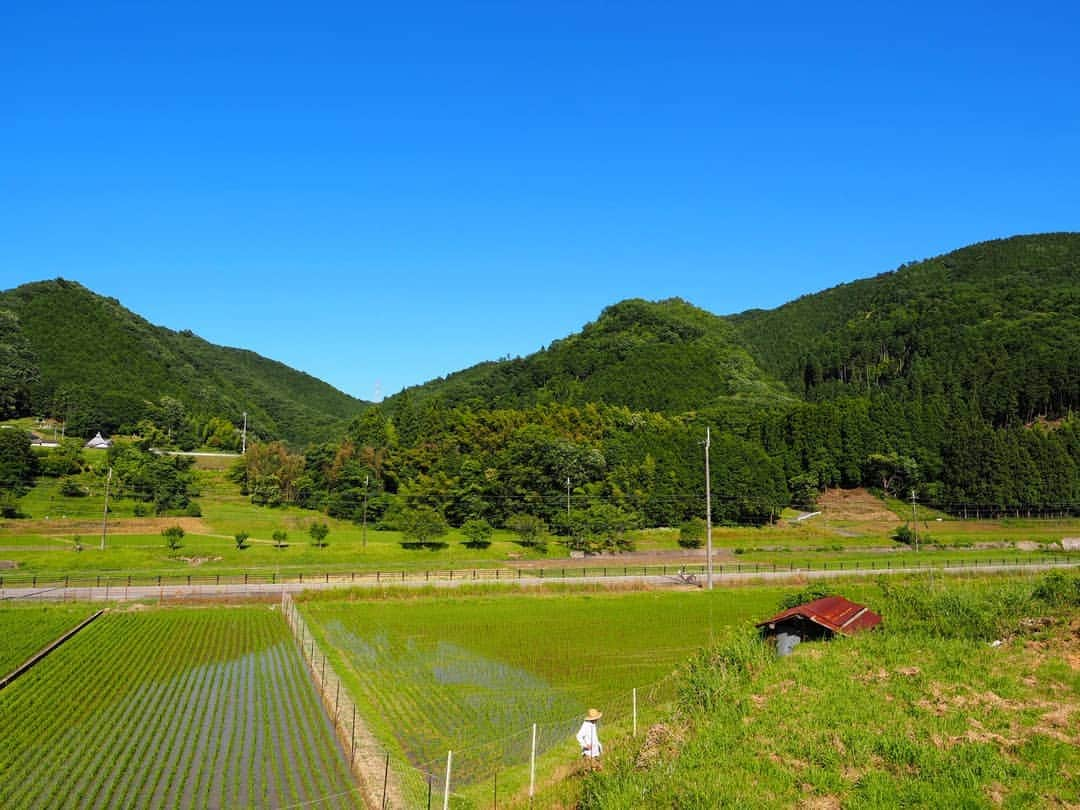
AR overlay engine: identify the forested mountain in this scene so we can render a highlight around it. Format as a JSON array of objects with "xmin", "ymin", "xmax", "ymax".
[
  {"xmin": 0, "ymin": 279, "xmax": 366, "ymax": 446},
  {"xmin": 266, "ymin": 233, "xmax": 1076, "ymax": 534},
  {"xmin": 387, "ymin": 298, "xmax": 791, "ymax": 414},
  {"xmin": 732, "ymin": 233, "xmax": 1080, "ymax": 425},
  {"xmin": 6, "ymin": 234, "xmax": 1079, "ymax": 534}
]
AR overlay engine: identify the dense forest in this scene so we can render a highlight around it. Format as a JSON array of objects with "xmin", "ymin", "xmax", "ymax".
[
  {"xmin": 226, "ymin": 234, "xmax": 1080, "ymax": 542},
  {"xmin": 4, "ymin": 234, "xmax": 1079, "ymax": 540},
  {"xmin": 0, "ymin": 279, "xmax": 366, "ymax": 446}
]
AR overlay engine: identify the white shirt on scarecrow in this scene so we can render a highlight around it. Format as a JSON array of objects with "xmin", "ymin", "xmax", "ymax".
[{"xmin": 576, "ymin": 708, "xmax": 603, "ymax": 758}]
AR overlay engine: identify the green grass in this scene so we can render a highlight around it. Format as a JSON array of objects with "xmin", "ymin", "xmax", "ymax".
[
  {"xmin": 0, "ymin": 606, "xmax": 361, "ymax": 809},
  {"xmin": 3, "ymin": 465, "xmax": 1078, "ymax": 580},
  {"xmin": 0, "ymin": 603, "xmax": 97, "ymax": 675},
  {"xmin": 573, "ymin": 573, "xmax": 1080, "ymax": 809}
]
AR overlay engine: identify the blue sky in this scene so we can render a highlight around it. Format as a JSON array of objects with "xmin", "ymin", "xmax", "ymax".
[{"xmin": 3, "ymin": 1, "xmax": 1078, "ymax": 400}]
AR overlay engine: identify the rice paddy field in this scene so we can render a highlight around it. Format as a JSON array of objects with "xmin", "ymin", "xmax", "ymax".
[
  {"xmin": 0, "ymin": 606, "xmax": 361, "ymax": 809},
  {"xmin": 299, "ymin": 585, "xmax": 787, "ymax": 806},
  {"xmin": 0, "ymin": 603, "xmax": 97, "ymax": 675}
]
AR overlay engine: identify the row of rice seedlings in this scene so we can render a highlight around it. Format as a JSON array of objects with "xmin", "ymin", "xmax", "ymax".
[
  {"xmin": 288, "ymin": 636, "xmax": 357, "ymax": 804},
  {"xmin": 1, "ymin": 612, "xmax": 174, "ymax": 807},
  {"xmin": 0, "ymin": 614, "xmax": 152, "ymax": 804},
  {"xmin": 162, "ymin": 632, "xmax": 232, "ymax": 809},
  {"xmin": 227, "ymin": 618, "xmax": 268, "ymax": 808},
  {"xmin": 85, "ymin": 613, "xmax": 224, "ymax": 808},
  {"xmin": 0, "ymin": 605, "xmax": 96, "ymax": 675},
  {"xmin": 198, "ymin": 616, "xmax": 250, "ymax": 808},
  {"xmin": 240, "ymin": 642, "xmax": 261, "ymax": 807},
  {"xmin": 262, "ymin": 642, "xmax": 304, "ymax": 805},
  {"xmin": 255, "ymin": 642, "xmax": 291, "ymax": 807},
  {"xmin": 50, "ymin": 614, "xmax": 195, "ymax": 808},
  {"xmin": 1, "ymin": 608, "xmax": 361, "ymax": 809},
  {"xmin": 142, "ymin": 613, "xmax": 250, "ymax": 807}
]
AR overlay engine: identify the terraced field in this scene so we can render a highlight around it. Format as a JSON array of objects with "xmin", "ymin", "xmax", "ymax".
[
  {"xmin": 0, "ymin": 604, "xmax": 98, "ymax": 675},
  {"xmin": 0, "ymin": 606, "xmax": 361, "ymax": 809}
]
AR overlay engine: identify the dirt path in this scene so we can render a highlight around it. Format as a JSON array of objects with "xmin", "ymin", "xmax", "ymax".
[
  {"xmin": 512, "ymin": 547, "xmax": 736, "ymax": 569},
  {"xmin": 1, "ymin": 516, "xmax": 210, "ymax": 535}
]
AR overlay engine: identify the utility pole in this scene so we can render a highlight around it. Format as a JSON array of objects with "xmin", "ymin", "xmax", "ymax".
[
  {"xmin": 100, "ymin": 467, "xmax": 113, "ymax": 551},
  {"xmin": 241, "ymin": 411, "xmax": 248, "ymax": 455},
  {"xmin": 361, "ymin": 475, "xmax": 369, "ymax": 551},
  {"xmin": 705, "ymin": 427, "xmax": 713, "ymax": 591},
  {"xmin": 910, "ymin": 489, "xmax": 919, "ymax": 552},
  {"xmin": 566, "ymin": 477, "xmax": 571, "ymax": 519}
]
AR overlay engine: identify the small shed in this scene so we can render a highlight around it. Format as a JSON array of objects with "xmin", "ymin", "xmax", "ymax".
[
  {"xmin": 85, "ymin": 432, "xmax": 112, "ymax": 449},
  {"xmin": 757, "ymin": 596, "xmax": 882, "ymax": 656}
]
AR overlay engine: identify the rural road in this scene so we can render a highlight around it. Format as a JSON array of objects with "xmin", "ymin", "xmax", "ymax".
[{"xmin": 3, "ymin": 560, "xmax": 1077, "ymax": 602}]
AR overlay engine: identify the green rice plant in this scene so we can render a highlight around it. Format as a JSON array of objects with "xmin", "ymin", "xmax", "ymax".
[
  {"xmin": 0, "ymin": 604, "xmax": 97, "ymax": 675},
  {"xmin": 300, "ymin": 586, "xmax": 784, "ymax": 803},
  {"xmin": 0, "ymin": 607, "xmax": 361, "ymax": 809}
]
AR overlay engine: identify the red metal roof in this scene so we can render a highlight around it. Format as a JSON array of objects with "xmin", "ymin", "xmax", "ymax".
[{"xmin": 756, "ymin": 596, "xmax": 882, "ymax": 636}]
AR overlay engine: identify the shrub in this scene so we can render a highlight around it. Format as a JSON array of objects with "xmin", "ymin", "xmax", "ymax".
[
  {"xmin": 776, "ymin": 585, "xmax": 831, "ymax": 611},
  {"xmin": 0, "ymin": 493, "xmax": 25, "ymax": 519},
  {"xmin": 1033, "ymin": 571, "xmax": 1080, "ymax": 607},
  {"xmin": 397, "ymin": 506, "xmax": 449, "ymax": 549},
  {"xmin": 162, "ymin": 525, "xmax": 185, "ymax": 550},
  {"xmin": 234, "ymin": 531, "xmax": 249, "ymax": 550},
  {"xmin": 678, "ymin": 518, "xmax": 706, "ymax": 549},
  {"xmin": 309, "ymin": 522, "xmax": 330, "ymax": 548},
  {"xmin": 59, "ymin": 478, "xmax": 86, "ymax": 497},
  {"xmin": 678, "ymin": 630, "xmax": 772, "ymax": 714},
  {"xmin": 461, "ymin": 518, "xmax": 493, "ymax": 549},
  {"xmin": 506, "ymin": 513, "xmax": 547, "ymax": 549}
]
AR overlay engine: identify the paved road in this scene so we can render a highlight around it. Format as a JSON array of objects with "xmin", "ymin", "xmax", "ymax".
[{"xmin": 3, "ymin": 560, "xmax": 1077, "ymax": 602}]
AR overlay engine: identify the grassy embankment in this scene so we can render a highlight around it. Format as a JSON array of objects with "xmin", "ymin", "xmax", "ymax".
[{"xmin": 570, "ymin": 572, "xmax": 1080, "ymax": 809}]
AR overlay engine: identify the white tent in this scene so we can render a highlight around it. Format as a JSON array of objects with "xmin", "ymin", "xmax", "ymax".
[{"xmin": 85, "ymin": 432, "xmax": 112, "ymax": 449}]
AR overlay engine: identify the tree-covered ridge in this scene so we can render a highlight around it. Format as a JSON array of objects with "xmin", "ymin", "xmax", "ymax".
[
  {"xmin": 387, "ymin": 298, "xmax": 791, "ymax": 413},
  {"xmin": 0, "ymin": 279, "xmax": 366, "ymax": 445},
  {"xmin": 732, "ymin": 233, "xmax": 1080, "ymax": 425}
]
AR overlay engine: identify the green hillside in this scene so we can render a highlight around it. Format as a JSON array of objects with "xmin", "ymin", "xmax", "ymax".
[
  {"xmin": 0, "ymin": 279, "xmax": 366, "ymax": 446},
  {"xmin": 732, "ymin": 233, "xmax": 1080, "ymax": 425},
  {"xmin": 388, "ymin": 297, "xmax": 791, "ymax": 413}
]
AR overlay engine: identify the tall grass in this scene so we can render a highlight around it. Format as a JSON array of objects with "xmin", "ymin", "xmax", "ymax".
[{"xmin": 574, "ymin": 572, "xmax": 1080, "ymax": 809}]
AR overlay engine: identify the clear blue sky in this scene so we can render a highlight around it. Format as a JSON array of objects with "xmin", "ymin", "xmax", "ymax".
[{"xmin": 3, "ymin": 1, "xmax": 1078, "ymax": 400}]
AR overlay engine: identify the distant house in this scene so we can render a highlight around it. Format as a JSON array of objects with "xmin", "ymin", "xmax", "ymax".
[
  {"xmin": 757, "ymin": 596, "xmax": 882, "ymax": 656},
  {"xmin": 85, "ymin": 432, "xmax": 112, "ymax": 449}
]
